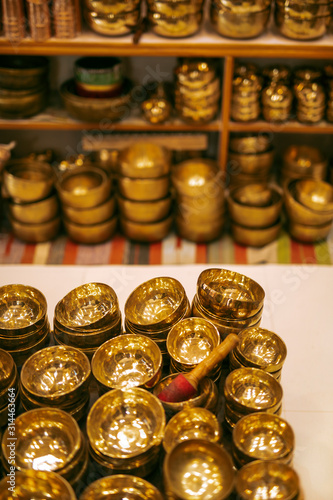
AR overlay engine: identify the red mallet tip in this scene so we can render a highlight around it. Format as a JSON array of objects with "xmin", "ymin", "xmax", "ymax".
[{"xmin": 157, "ymin": 374, "xmax": 197, "ymax": 403}]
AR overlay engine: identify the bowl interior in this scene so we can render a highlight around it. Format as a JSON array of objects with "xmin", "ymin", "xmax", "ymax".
[
  {"xmin": 60, "ymin": 170, "xmax": 104, "ymax": 194},
  {"xmin": 295, "ymin": 178, "xmax": 333, "ymax": 212},
  {"xmin": 79, "ymin": 474, "xmax": 163, "ymax": 500},
  {"xmin": 231, "ymin": 184, "xmax": 274, "ymax": 207},
  {"xmin": 237, "ymin": 327, "xmax": 287, "ymax": 371},
  {"xmin": 0, "ymin": 284, "xmax": 47, "ymax": 332}
]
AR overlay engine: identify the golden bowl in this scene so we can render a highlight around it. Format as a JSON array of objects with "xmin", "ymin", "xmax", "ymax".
[
  {"xmin": 125, "ymin": 276, "xmax": 187, "ymax": 330},
  {"xmin": 0, "ymin": 348, "xmax": 16, "ymax": 391},
  {"xmin": 175, "ymin": 214, "xmax": 225, "ymax": 243},
  {"xmin": 85, "ymin": 9, "xmax": 140, "ymax": 36},
  {"xmin": 79, "ymin": 474, "xmax": 163, "ymax": 500},
  {"xmin": 55, "ymin": 282, "xmax": 119, "ymax": 330},
  {"xmin": 176, "ymin": 101, "xmax": 219, "ymax": 123},
  {"xmin": 148, "ymin": 9, "xmax": 203, "ymax": 38},
  {"xmin": 64, "ymin": 214, "xmax": 118, "ymax": 244},
  {"xmin": 288, "ymin": 219, "xmax": 332, "ymax": 243},
  {"xmin": 91, "ymin": 334, "xmax": 163, "ymax": 391},
  {"xmin": 0, "ymin": 469, "xmax": 76, "ymax": 499},
  {"xmin": 20, "ymin": 345, "xmax": 91, "ymax": 405},
  {"xmin": 175, "ymin": 193, "xmax": 225, "ymax": 220},
  {"xmin": 8, "ymin": 328, "xmax": 51, "ymax": 367},
  {"xmin": 62, "ymin": 195, "xmax": 116, "ymax": 225},
  {"xmin": 56, "ymin": 166, "xmax": 112, "ymax": 209},
  {"xmin": 210, "ymin": 3, "xmax": 271, "ymax": 39},
  {"xmin": 235, "ymin": 460, "xmax": 301, "ymax": 499},
  {"xmin": 274, "ymin": 8, "xmax": 331, "ymax": 40},
  {"xmin": 232, "ymin": 412, "xmax": 294, "ymax": 466},
  {"xmin": 285, "ymin": 179, "xmax": 333, "ymax": 226},
  {"xmin": 176, "ymin": 76, "xmax": 220, "ymax": 100},
  {"xmin": 262, "ymin": 82, "xmax": 293, "ymax": 108},
  {"xmin": 0, "ymin": 55, "xmax": 49, "ymax": 90},
  {"xmin": 141, "ymin": 95, "xmax": 172, "ymax": 124},
  {"xmin": 0, "ymin": 85, "xmax": 48, "ymax": 119},
  {"xmin": 282, "ymin": 144, "xmax": 328, "ymax": 176},
  {"xmin": 60, "ymin": 78, "xmax": 133, "ymax": 122},
  {"xmin": 231, "ymin": 183, "xmax": 273, "ymax": 207},
  {"xmin": 120, "ymin": 213, "xmax": 172, "ymax": 242},
  {"xmin": 236, "ymin": 327, "xmax": 287, "ymax": 373},
  {"xmin": 295, "ymin": 178, "xmax": 333, "ymax": 213},
  {"xmin": 117, "ymin": 174, "xmax": 170, "ymax": 201},
  {"xmin": 229, "ymin": 133, "xmax": 271, "ymax": 154},
  {"xmin": 87, "ymin": 387, "xmax": 165, "ymax": 459},
  {"xmin": 217, "ymin": 0, "xmax": 271, "ymax": 13},
  {"xmin": 197, "ymin": 268, "xmax": 265, "ymax": 319},
  {"xmin": 224, "ymin": 367, "xmax": 283, "ymax": 414},
  {"xmin": 262, "ymin": 106, "xmax": 291, "ymax": 122},
  {"xmin": 117, "ymin": 194, "xmax": 172, "ymax": 223},
  {"xmin": 9, "ymin": 215, "xmax": 60, "ymax": 243},
  {"xmin": 147, "ymin": 0, "xmax": 204, "ymax": 16},
  {"xmin": 228, "ymin": 148, "xmax": 274, "ymax": 175},
  {"xmin": 0, "ymin": 317, "xmax": 50, "ymax": 351},
  {"xmin": 7, "ymin": 192, "xmax": 59, "ymax": 224},
  {"xmin": 163, "ymin": 439, "xmax": 234, "ymax": 500},
  {"xmin": 84, "ymin": 0, "xmax": 141, "ymax": 14},
  {"xmin": 1, "ymin": 407, "xmax": 81, "ymax": 472},
  {"xmin": 118, "ymin": 142, "xmax": 171, "ymax": 179},
  {"xmin": 166, "ymin": 317, "xmax": 220, "ymax": 369},
  {"xmin": 230, "ymin": 106, "xmax": 260, "ymax": 122},
  {"xmin": 276, "ymin": 0, "xmax": 332, "ymax": 17},
  {"xmin": 163, "ymin": 407, "xmax": 222, "ymax": 454},
  {"xmin": 3, "ymin": 160, "xmax": 55, "ymax": 203},
  {"xmin": 171, "ymin": 158, "xmax": 222, "ymax": 198},
  {"xmin": 231, "ymin": 219, "xmax": 282, "ymax": 247},
  {"xmin": 175, "ymin": 58, "xmax": 216, "ymax": 89}
]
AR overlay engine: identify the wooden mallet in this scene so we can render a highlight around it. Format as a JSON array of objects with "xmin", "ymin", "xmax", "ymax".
[{"xmin": 157, "ymin": 333, "xmax": 239, "ymax": 403}]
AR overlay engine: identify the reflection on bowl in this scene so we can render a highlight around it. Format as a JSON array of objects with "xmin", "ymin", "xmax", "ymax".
[
  {"xmin": 79, "ymin": 474, "xmax": 163, "ymax": 500},
  {"xmin": 0, "ymin": 469, "xmax": 76, "ymax": 499}
]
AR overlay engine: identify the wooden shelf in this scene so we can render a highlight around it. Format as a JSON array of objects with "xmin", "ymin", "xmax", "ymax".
[{"xmin": 229, "ymin": 119, "xmax": 333, "ymax": 134}]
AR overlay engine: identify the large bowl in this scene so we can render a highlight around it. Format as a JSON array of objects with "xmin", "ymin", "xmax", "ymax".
[
  {"xmin": 91, "ymin": 334, "xmax": 163, "ymax": 391},
  {"xmin": 210, "ymin": 3, "xmax": 271, "ymax": 39},
  {"xmin": 117, "ymin": 194, "xmax": 172, "ymax": 223},
  {"xmin": 0, "ymin": 470, "xmax": 76, "ymax": 499},
  {"xmin": 0, "ymin": 85, "xmax": 48, "ymax": 119},
  {"xmin": 117, "ymin": 174, "xmax": 170, "ymax": 201},
  {"xmin": 87, "ymin": 388, "xmax": 165, "ymax": 459},
  {"xmin": 7, "ymin": 192, "xmax": 59, "ymax": 224},
  {"xmin": 0, "ymin": 55, "xmax": 49, "ymax": 90},
  {"xmin": 120, "ymin": 213, "xmax": 173, "ymax": 242},
  {"xmin": 118, "ymin": 142, "xmax": 171, "ymax": 179},
  {"xmin": 3, "ymin": 160, "xmax": 55, "ymax": 203},
  {"xmin": 79, "ymin": 474, "xmax": 163, "ymax": 500}
]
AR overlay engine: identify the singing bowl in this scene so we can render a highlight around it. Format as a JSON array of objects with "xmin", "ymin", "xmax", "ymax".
[
  {"xmin": 163, "ymin": 439, "xmax": 234, "ymax": 500},
  {"xmin": 282, "ymin": 144, "xmax": 328, "ymax": 175},
  {"xmin": 0, "ymin": 55, "xmax": 49, "ymax": 90},
  {"xmin": 147, "ymin": 0, "xmax": 204, "ymax": 16},
  {"xmin": 288, "ymin": 219, "xmax": 333, "ymax": 243},
  {"xmin": 7, "ymin": 192, "xmax": 59, "ymax": 224},
  {"xmin": 236, "ymin": 327, "xmax": 287, "ymax": 372},
  {"xmin": 9, "ymin": 215, "xmax": 61, "ymax": 243},
  {"xmin": 125, "ymin": 276, "xmax": 187, "ymax": 330},
  {"xmin": 210, "ymin": 3, "xmax": 271, "ymax": 39},
  {"xmin": 217, "ymin": 0, "xmax": 271, "ymax": 13},
  {"xmin": 84, "ymin": 0, "xmax": 141, "ymax": 14},
  {"xmin": 85, "ymin": 9, "xmax": 140, "ymax": 36},
  {"xmin": 229, "ymin": 133, "xmax": 271, "ymax": 154},
  {"xmin": 295, "ymin": 178, "xmax": 333, "ymax": 213},
  {"xmin": 0, "ymin": 348, "xmax": 16, "ymax": 391},
  {"xmin": 117, "ymin": 194, "xmax": 172, "ymax": 223},
  {"xmin": 20, "ymin": 345, "xmax": 91, "ymax": 405},
  {"xmin": 284, "ymin": 179, "xmax": 333, "ymax": 226},
  {"xmin": 64, "ymin": 214, "xmax": 118, "ymax": 244},
  {"xmin": 0, "ymin": 470, "xmax": 76, "ymax": 499},
  {"xmin": 55, "ymin": 282, "xmax": 119, "ymax": 330},
  {"xmin": 0, "ymin": 85, "xmax": 48, "ymax": 119},
  {"xmin": 79, "ymin": 474, "xmax": 163, "ymax": 500},
  {"xmin": 62, "ymin": 195, "xmax": 116, "ymax": 225},
  {"xmin": 228, "ymin": 148, "xmax": 274, "ymax": 174},
  {"xmin": 175, "ymin": 215, "xmax": 225, "ymax": 243},
  {"xmin": 171, "ymin": 158, "xmax": 222, "ymax": 198},
  {"xmin": 87, "ymin": 388, "xmax": 165, "ymax": 459},
  {"xmin": 3, "ymin": 160, "xmax": 55, "ymax": 203},
  {"xmin": 163, "ymin": 407, "xmax": 222, "ymax": 453},
  {"xmin": 1, "ymin": 407, "xmax": 81, "ymax": 472},
  {"xmin": 175, "ymin": 59, "xmax": 216, "ymax": 90},
  {"xmin": 120, "ymin": 213, "xmax": 173, "ymax": 242},
  {"xmin": 197, "ymin": 268, "xmax": 265, "ymax": 319},
  {"xmin": 91, "ymin": 334, "xmax": 163, "ymax": 391},
  {"xmin": 118, "ymin": 142, "xmax": 171, "ymax": 179},
  {"xmin": 148, "ymin": 10, "xmax": 203, "ymax": 38},
  {"xmin": 117, "ymin": 174, "xmax": 170, "ymax": 201},
  {"xmin": 232, "ymin": 218, "xmax": 282, "ymax": 247},
  {"xmin": 274, "ymin": 8, "xmax": 331, "ymax": 40}
]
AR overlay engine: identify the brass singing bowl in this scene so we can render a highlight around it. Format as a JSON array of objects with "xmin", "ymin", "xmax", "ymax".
[
  {"xmin": 62, "ymin": 195, "xmax": 116, "ymax": 225},
  {"xmin": 118, "ymin": 142, "xmax": 171, "ymax": 179},
  {"xmin": 0, "ymin": 284, "xmax": 47, "ymax": 335},
  {"xmin": 91, "ymin": 334, "xmax": 163, "ymax": 391},
  {"xmin": 176, "ymin": 101, "xmax": 219, "ymax": 124},
  {"xmin": 120, "ymin": 213, "xmax": 173, "ymax": 242},
  {"xmin": 125, "ymin": 276, "xmax": 187, "ymax": 330},
  {"xmin": 236, "ymin": 327, "xmax": 287, "ymax": 372},
  {"xmin": 64, "ymin": 214, "xmax": 118, "ymax": 244},
  {"xmin": 0, "ymin": 348, "xmax": 16, "ymax": 391},
  {"xmin": 283, "ymin": 144, "xmax": 328, "ymax": 175},
  {"xmin": 217, "ymin": 0, "xmax": 271, "ymax": 13},
  {"xmin": 163, "ymin": 439, "xmax": 235, "ymax": 500},
  {"xmin": 175, "ymin": 191, "xmax": 225, "ymax": 218},
  {"xmin": 229, "ymin": 133, "xmax": 271, "ymax": 154},
  {"xmin": 147, "ymin": 0, "xmax": 204, "ymax": 16},
  {"xmin": 163, "ymin": 407, "xmax": 222, "ymax": 454},
  {"xmin": 274, "ymin": 7, "xmax": 331, "ymax": 40},
  {"xmin": 84, "ymin": 0, "xmax": 141, "ymax": 14},
  {"xmin": 85, "ymin": 9, "xmax": 140, "ymax": 36},
  {"xmin": 224, "ymin": 367, "xmax": 283, "ymax": 414},
  {"xmin": 262, "ymin": 106, "xmax": 291, "ymax": 122},
  {"xmin": 175, "ymin": 59, "xmax": 216, "ymax": 89},
  {"xmin": 1, "ymin": 407, "xmax": 81, "ymax": 472},
  {"xmin": 231, "ymin": 183, "xmax": 273, "ymax": 207},
  {"xmin": 0, "ymin": 317, "xmax": 50, "ymax": 350},
  {"xmin": 175, "ymin": 213, "xmax": 225, "ymax": 243},
  {"xmin": 276, "ymin": 0, "xmax": 333, "ymax": 17},
  {"xmin": 235, "ymin": 460, "xmax": 300, "ymax": 500},
  {"xmin": 295, "ymin": 178, "xmax": 333, "ymax": 213},
  {"xmin": 3, "ymin": 160, "xmax": 55, "ymax": 203},
  {"xmin": 171, "ymin": 158, "xmax": 222, "ymax": 198},
  {"xmin": 0, "ymin": 469, "xmax": 76, "ymax": 499},
  {"xmin": 176, "ymin": 76, "xmax": 220, "ymax": 100},
  {"xmin": 117, "ymin": 174, "xmax": 170, "ymax": 201},
  {"xmin": 197, "ymin": 268, "xmax": 265, "ymax": 319},
  {"xmin": 148, "ymin": 9, "xmax": 203, "ymax": 38},
  {"xmin": 9, "ymin": 215, "xmax": 60, "ymax": 243},
  {"xmin": 20, "ymin": 345, "xmax": 91, "ymax": 405},
  {"xmin": 228, "ymin": 148, "xmax": 274, "ymax": 175},
  {"xmin": 262, "ymin": 83, "xmax": 293, "ymax": 108},
  {"xmin": 79, "ymin": 474, "xmax": 163, "ymax": 500},
  {"xmin": 288, "ymin": 219, "xmax": 333, "ymax": 243},
  {"xmin": 87, "ymin": 387, "xmax": 165, "ymax": 459},
  {"xmin": 55, "ymin": 282, "xmax": 119, "ymax": 331},
  {"xmin": 285, "ymin": 179, "xmax": 333, "ymax": 226},
  {"xmin": 117, "ymin": 194, "xmax": 172, "ymax": 223},
  {"xmin": 0, "ymin": 55, "xmax": 49, "ymax": 90},
  {"xmin": 0, "ymin": 85, "xmax": 48, "ymax": 119},
  {"xmin": 7, "ymin": 192, "xmax": 59, "ymax": 224},
  {"xmin": 210, "ymin": 3, "xmax": 271, "ymax": 39}
]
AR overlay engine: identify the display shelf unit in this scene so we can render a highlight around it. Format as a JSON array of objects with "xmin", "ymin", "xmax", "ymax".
[{"xmin": 0, "ymin": 20, "xmax": 333, "ymax": 169}]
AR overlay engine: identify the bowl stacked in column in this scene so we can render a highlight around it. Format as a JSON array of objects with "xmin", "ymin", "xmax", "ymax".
[
  {"xmin": 281, "ymin": 144, "xmax": 328, "ymax": 187},
  {"xmin": 117, "ymin": 142, "xmax": 173, "ymax": 242}
]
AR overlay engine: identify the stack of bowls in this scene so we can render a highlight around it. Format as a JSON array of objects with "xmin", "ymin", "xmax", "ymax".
[
  {"xmin": 124, "ymin": 276, "xmax": 190, "ymax": 363},
  {"xmin": 20, "ymin": 345, "xmax": 91, "ymax": 422},
  {"xmin": 0, "ymin": 55, "xmax": 49, "ymax": 118},
  {"xmin": 227, "ymin": 183, "xmax": 283, "ymax": 247},
  {"xmin": 79, "ymin": 475, "xmax": 163, "ymax": 500},
  {"xmin": 294, "ymin": 80, "xmax": 326, "ymax": 124},
  {"xmin": 232, "ymin": 412, "xmax": 295, "ymax": 468},
  {"xmin": 91, "ymin": 333, "xmax": 163, "ymax": 395},
  {"xmin": 261, "ymin": 82, "xmax": 293, "ymax": 122},
  {"xmin": 166, "ymin": 317, "xmax": 222, "ymax": 381},
  {"xmin": 231, "ymin": 64, "xmax": 263, "ymax": 122},
  {"xmin": 262, "ymin": 64, "xmax": 292, "ymax": 85},
  {"xmin": 74, "ymin": 56, "xmax": 124, "ymax": 98},
  {"xmin": 274, "ymin": 0, "xmax": 332, "ymax": 40},
  {"xmin": 117, "ymin": 142, "xmax": 173, "ymax": 242},
  {"xmin": 228, "ymin": 133, "xmax": 275, "ymax": 188},
  {"xmin": 0, "ymin": 284, "xmax": 51, "ymax": 367},
  {"xmin": 86, "ymin": 388, "xmax": 165, "ymax": 477},
  {"xmin": 56, "ymin": 165, "xmax": 117, "ymax": 244},
  {"xmin": 224, "ymin": 367, "xmax": 283, "ymax": 431},
  {"xmin": 324, "ymin": 64, "xmax": 333, "ymax": 122},
  {"xmin": 281, "ymin": 144, "xmax": 328, "ymax": 186},
  {"xmin": 174, "ymin": 59, "xmax": 220, "ymax": 124},
  {"xmin": 1, "ymin": 408, "xmax": 88, "ymax": 488},
  {"xmin": 83, "ymin": 0, "xmax": 141, "ymax": 36},
  {"xmin": 284, "ymin": 177, "xmax": 333, "ymax": 243},
  {"xmin": 210, "ymin": 0, "xmax": 271, "ymax": 39},
  {"xmin": 3, "ymin": 159, "xmax": 60, "ymax": 243},
  {"xmin": 0, "ymin": 349, "xmax": 20, "ymax": 427},
  {"xmin": 54, "ymin": 282, "xmax": 122, "ymax": 359},
  {"xmin": 147, "ymin": 0, "xmax": 204, "ymax": 38},
  {"xmin": 192, "ymin": 268, "xmax": 265, "ymax": 339},
  {"xmin": 171, "ymin": 158, "xmax": 225, "ymax": 242},
  {"xmin": 229, "ymin": 327, "xmax": 287, "ymax": 381}
]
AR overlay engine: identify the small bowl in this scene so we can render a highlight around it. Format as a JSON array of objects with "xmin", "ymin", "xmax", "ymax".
[
  {"xmin": 64, "ymin": 214, "xmax": 118, "ymax": 244},
  {"xmin": 288, "ymin": 219, "xmax": 333, "ymax": 243},
  {"xmin": 9, "ymin": 215, "xmax": 61, "ymax": 243},
  {"xmin": 175, "ymin": 59, "xmax": 216, "ymax": 90},
  {"xmin": 231, "ymin": 219, "xmax": 282, "ymax": 247},
  {"xmin": 56, "ymin": 166, "xmax": 112, "ymax": 209},
  {"xmin": 231, "ymin": 183, "xmax": 273, "ymax": 207},
  {"xmin": 117, "ymin": 174, "xmax": 170, "ymax": 201},
  {"xmin": 163, "ymin": 407, "xmax": 222, "ymax": 453},
  {"xmin": 3, "ymin": 160, "xmax": 55, "ymax": 203},
  {"xmin": 282, "ymin": 144, "xmax": 328, "ymax": 176},
  {"xmin": 196, "ymin": 268, "xmax": 265, "ymax": 319},
  {"xmin": 20, "ymin": 345, "xmax": 91, "ymax": 406},
  {"xmin": 148, "ymin": 9, "xmax": 203, "ymax": 38},
  {"xmin": 91, "ymin": 334, "xmax": 163, "ymax": 392},
  {"xmin": 295, "ymin": 178, "xmax": 333, "ymax": 213},
  {"xmin": 7, "ymin": 192, "xmax": 59, "ymax": 224},
  {"xmin": 74, "ymin": 56, "xmax": 123, "ymax": 88},
  {"xmin": 62, "ymin": 195, "xmax": 116, "ymax": 225},
  {"xmin": 117, "ymin": 195, "xmax": 172, "ymax": 223},
  {"xmin": 229, "ymin": 133, "xmax": 272, "ymax": 154},
  {"xmin": 120, "ymin": 213, "xmax": 172, "ymax": 242},
  {"xmin": 210, "ymin": 3, "xmax": 271, "ymax": 39},
  {"xmin": 0, "ymin": 470, "xmax": 76, "ymax": 499},
  {"xmin": 79, "ymin": 474, "xmax": 163, "ymax": 500},
  {"xmin": 171, "ymin": 158, "xmax": 222, "ymax": 198},
  {"xmin": 85, "ymin": 9, "xmax": 140, "ymax": 36},
  {"xmin": 87, "ymin": 388, "xmax": 165, "ymax": 459},
  {"xmin": 118, "ymin": 142, "xmax": 171, "ymax": 179},
  {"xmin": 235, "ymin": 460, "xmax": 301, "ymax": 499},
  {"xmin": 285, "ymin": 179, "xmax": 333, "ymax": 226},
  {"xmin": 228, "ymin": 148, "xmax": 274, "ymax": 175},
  {"xmin": 163, "ymin": 439, "xmax": 234, "ymax": 500}
]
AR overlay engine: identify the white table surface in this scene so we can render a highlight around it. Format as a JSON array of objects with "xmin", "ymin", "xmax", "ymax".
[{"xmin": 1, "ymin": 263, "xmax": 332, "ymax": 499}]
